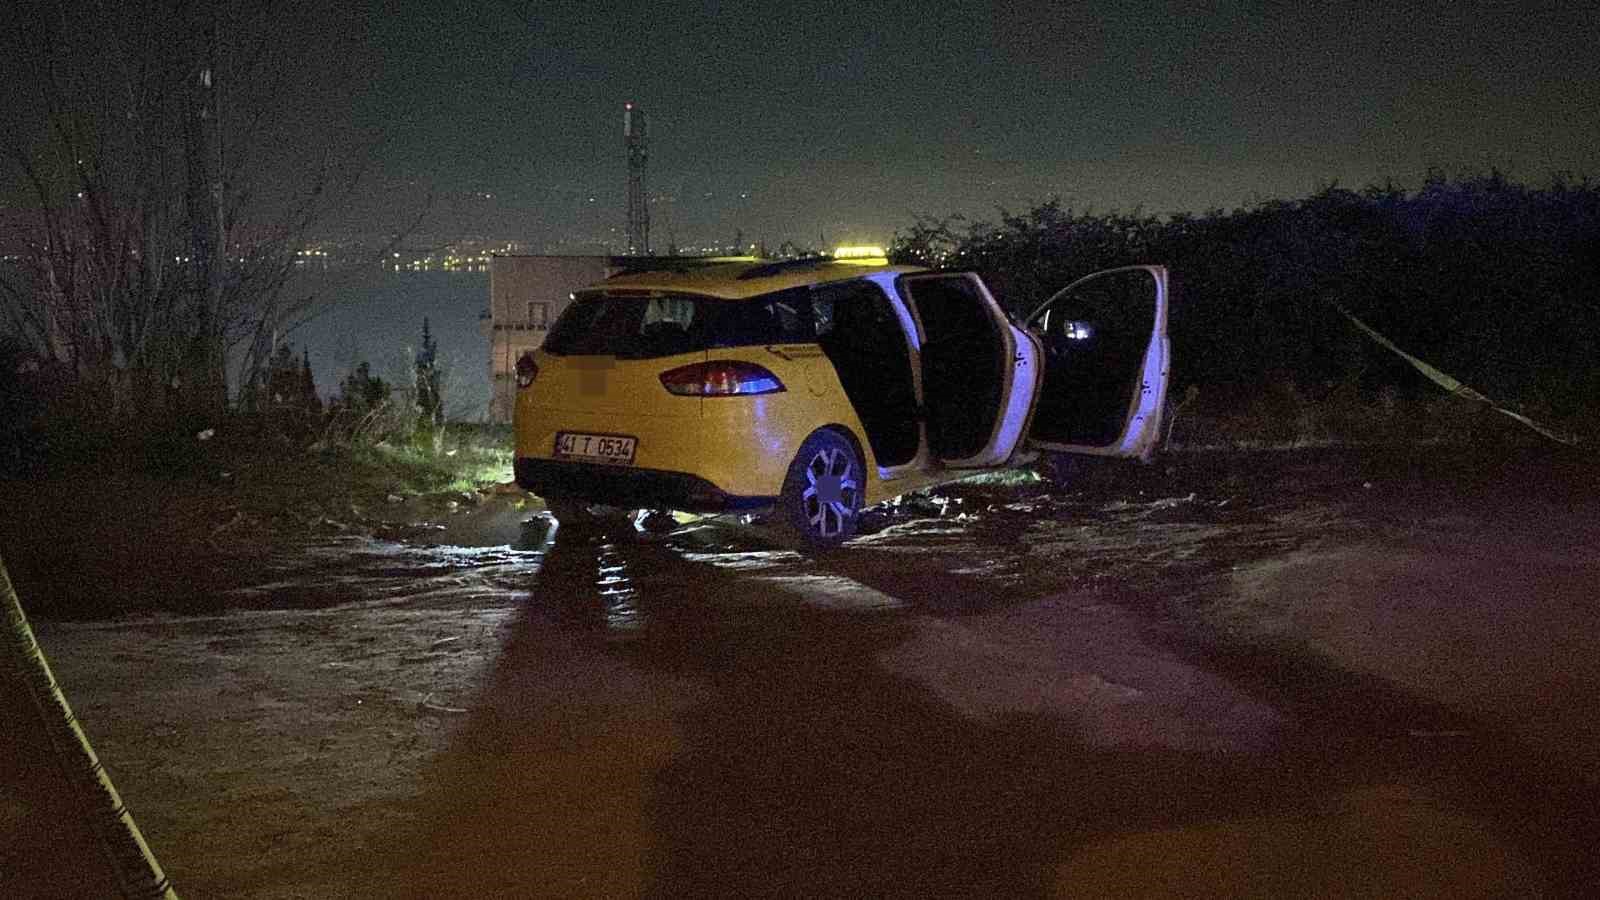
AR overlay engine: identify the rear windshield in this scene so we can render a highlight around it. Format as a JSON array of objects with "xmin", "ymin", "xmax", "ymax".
[{"xmin": 544, "ymin": 287, "xmax": 825, "ymax": 359}]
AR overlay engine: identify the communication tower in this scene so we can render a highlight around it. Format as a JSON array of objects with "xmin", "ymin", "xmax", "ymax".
[{"xmin": 623, "ymin": 102, "xmax": 649, "ymax": 255}]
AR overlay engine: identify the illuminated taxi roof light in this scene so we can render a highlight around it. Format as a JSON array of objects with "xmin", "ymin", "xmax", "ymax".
[{"xmin": 832, "ymin": 245, "xmax": 887, "ymax": 260}]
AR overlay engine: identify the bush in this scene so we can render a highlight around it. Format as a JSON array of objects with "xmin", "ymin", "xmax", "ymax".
[
  {"xmin": 321, "ymin": 362, "xmax": 408, "ymax": 445},
  {"xmin": 893, "ymin": 172, "xmax": 1600, "ymax": 446}
]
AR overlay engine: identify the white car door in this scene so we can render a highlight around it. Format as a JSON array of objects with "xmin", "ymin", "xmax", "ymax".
[
  {"xmin": 1023, "ymin": 265, "xmax": 1171, "ymax": 461},
  {"xmin": 896, "ymin": 272, "xmax": 1040, "ymax": 468}
]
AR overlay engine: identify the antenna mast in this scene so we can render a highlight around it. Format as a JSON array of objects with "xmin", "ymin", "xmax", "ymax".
[{"xmin": 623, "ymin": 102, "xmax": 649, "ymax": 255}]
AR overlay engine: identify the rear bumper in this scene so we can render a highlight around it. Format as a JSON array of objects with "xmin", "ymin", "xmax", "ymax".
[{"xmin": 515, "ymin": 457, "xmax": 777, "ymax": 513}]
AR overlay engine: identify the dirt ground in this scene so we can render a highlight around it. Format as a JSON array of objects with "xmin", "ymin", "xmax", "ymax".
[{"xmin": 3, "ymin": 445, "xmax": 1598, "ymax": 898}]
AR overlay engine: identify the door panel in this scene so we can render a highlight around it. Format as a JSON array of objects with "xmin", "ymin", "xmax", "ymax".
[
  {"xmin": 898, "ymin": 273, "xmax": 1024, "ymax": 467},
  {"xmin": 1024, "ymin": 265, "xmax": 1170, "ymax": 460}
]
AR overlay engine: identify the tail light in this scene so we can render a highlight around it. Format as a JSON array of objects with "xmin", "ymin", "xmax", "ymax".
[
  {"xmin": 515, "ymin": 351, "xmax": 539, "ymax": 389},
  {"xmin": 659, "ymin": 360, "xmax": 786, "ymax": 396}
]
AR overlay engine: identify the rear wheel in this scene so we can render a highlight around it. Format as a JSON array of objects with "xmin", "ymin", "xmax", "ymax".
[{"xmin": 780, "ymin": 430, "xmax": 863, "ymax": 551}]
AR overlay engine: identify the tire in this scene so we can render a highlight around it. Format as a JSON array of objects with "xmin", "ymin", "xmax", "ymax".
[{"xmin": 780, "ymin": 429, "xmax": 864, "ymax": 551}]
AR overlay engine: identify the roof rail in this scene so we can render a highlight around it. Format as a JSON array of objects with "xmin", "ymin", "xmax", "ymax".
[
  {"xmin": 604, "ymin": 255, "xmax": 756, "ymax": 279},
  {"xmin": 734, "ymin": 255, "xmax": 834, "ymax": 280}
]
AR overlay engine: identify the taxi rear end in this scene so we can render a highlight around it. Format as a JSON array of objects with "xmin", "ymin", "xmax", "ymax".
[{"xmin": 513, "ymin": 283, "xmax": 818, "ymax": 513}]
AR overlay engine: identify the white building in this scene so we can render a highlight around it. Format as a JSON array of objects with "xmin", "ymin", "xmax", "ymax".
[{"xmin": 483, "ymin": 255, "xmax": 613, "ymax": 422}]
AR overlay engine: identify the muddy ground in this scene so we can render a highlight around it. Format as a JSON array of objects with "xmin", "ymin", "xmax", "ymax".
[{"xmin": 3, "ymin": 446, "xmax": 1598, "ymax": 898}]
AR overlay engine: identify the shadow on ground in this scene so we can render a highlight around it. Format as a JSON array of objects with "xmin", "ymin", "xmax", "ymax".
[{"xmin": 364, "ymin": 489, "xmax": 1597, "ymax": 898}]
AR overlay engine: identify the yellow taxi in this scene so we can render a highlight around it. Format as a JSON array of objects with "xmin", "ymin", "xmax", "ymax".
[{"xmin": 513, "ymin": 248, "xmax": 1170, "ymax": 549}]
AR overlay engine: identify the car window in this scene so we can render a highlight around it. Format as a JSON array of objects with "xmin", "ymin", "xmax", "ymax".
[
  {"xmin": 545, "ymin": 292, "xmax": 700, "ymax": 359},
  {"xmin": 705, "ymin": 287, "xmax": 817, "ymax": 348},
  {"xmin": 905, "ymin": 275, "xmax": 992, "ymax": 343},
  {"xmin": 813, "ymin": 279, "xmax": 897, "ymax": 345},
  {"xmin": 643, "ymin": 296, "xmax": 695, "ymax": 328},
  {"xmin": 545, "ymin": 287, "xmax": 824, "ymax": 358}
]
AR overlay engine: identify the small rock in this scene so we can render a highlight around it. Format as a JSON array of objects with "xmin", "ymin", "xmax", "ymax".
[{"xmin": 445, "ymin": 500, "xmax": 460, "ymax": 511}]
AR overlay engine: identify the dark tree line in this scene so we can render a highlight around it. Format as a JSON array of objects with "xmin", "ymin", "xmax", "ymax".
[{"xmin": 893, "ymin": 171, "xmax": 1600, "ymax": 426}]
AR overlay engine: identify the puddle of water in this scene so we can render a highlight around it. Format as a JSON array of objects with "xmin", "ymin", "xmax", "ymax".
[
  {"xmin": 594, "ymin": 542, "xmax": 645, "ymax": 633},
  {"xmin": 224, "ymin": 536, "xmax": 547, "ymax": 612},
  {"xmin": 159, "ymin": 469, "xmax": 1359, "ymax": 635}
]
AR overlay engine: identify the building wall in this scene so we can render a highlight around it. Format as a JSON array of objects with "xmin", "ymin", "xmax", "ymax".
[{"xmin": 484, "ymin": 255, "xmax": 610, "ymax": 422}]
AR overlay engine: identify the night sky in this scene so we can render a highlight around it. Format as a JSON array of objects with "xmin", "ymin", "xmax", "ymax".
[{"xmin": 7, "ymin": 0, "xmax": 1600, "ymax": 251}]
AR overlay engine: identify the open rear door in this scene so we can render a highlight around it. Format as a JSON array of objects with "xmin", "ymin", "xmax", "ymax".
[
  {"xmin": 1023, "ymin": 265, "xmax": 1170, "ymax": 460},
  {"xmin": 899, "ymin": 273, "xmax": 1034, "ymax": 468}
]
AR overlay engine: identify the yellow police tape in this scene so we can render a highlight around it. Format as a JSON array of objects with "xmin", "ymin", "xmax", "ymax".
[
  {"xmin": 1, "ymin": 557, "xmax": 179, "ymax": 899},
  {"xmin": 1332, "ymin": 303, "xmax": 1580, "ymax": 446}
]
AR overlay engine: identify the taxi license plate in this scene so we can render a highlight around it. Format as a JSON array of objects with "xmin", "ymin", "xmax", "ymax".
[{"xmin": 554, "ymin": 432, "xmax": 637, "ymax": 465}]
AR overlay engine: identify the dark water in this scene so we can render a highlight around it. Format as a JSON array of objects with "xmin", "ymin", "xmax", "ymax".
[{"xmin": 278, "ymin": 269, "xmax": 491, "ymax": 419}]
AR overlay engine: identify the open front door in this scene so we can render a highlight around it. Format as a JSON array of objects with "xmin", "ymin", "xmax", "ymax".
[
  {"xmin": 1024, "ymin": 265, "xmax": 1170, "ymax": 460},
  {"xmin": 899, "ymin": 273, "xmax": 1035, "ymax": 468}
]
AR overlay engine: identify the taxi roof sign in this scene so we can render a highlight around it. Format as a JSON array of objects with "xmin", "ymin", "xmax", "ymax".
[{"xmin": 832, "ymin": 245, "xmax": 888, "ymax": 261}]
